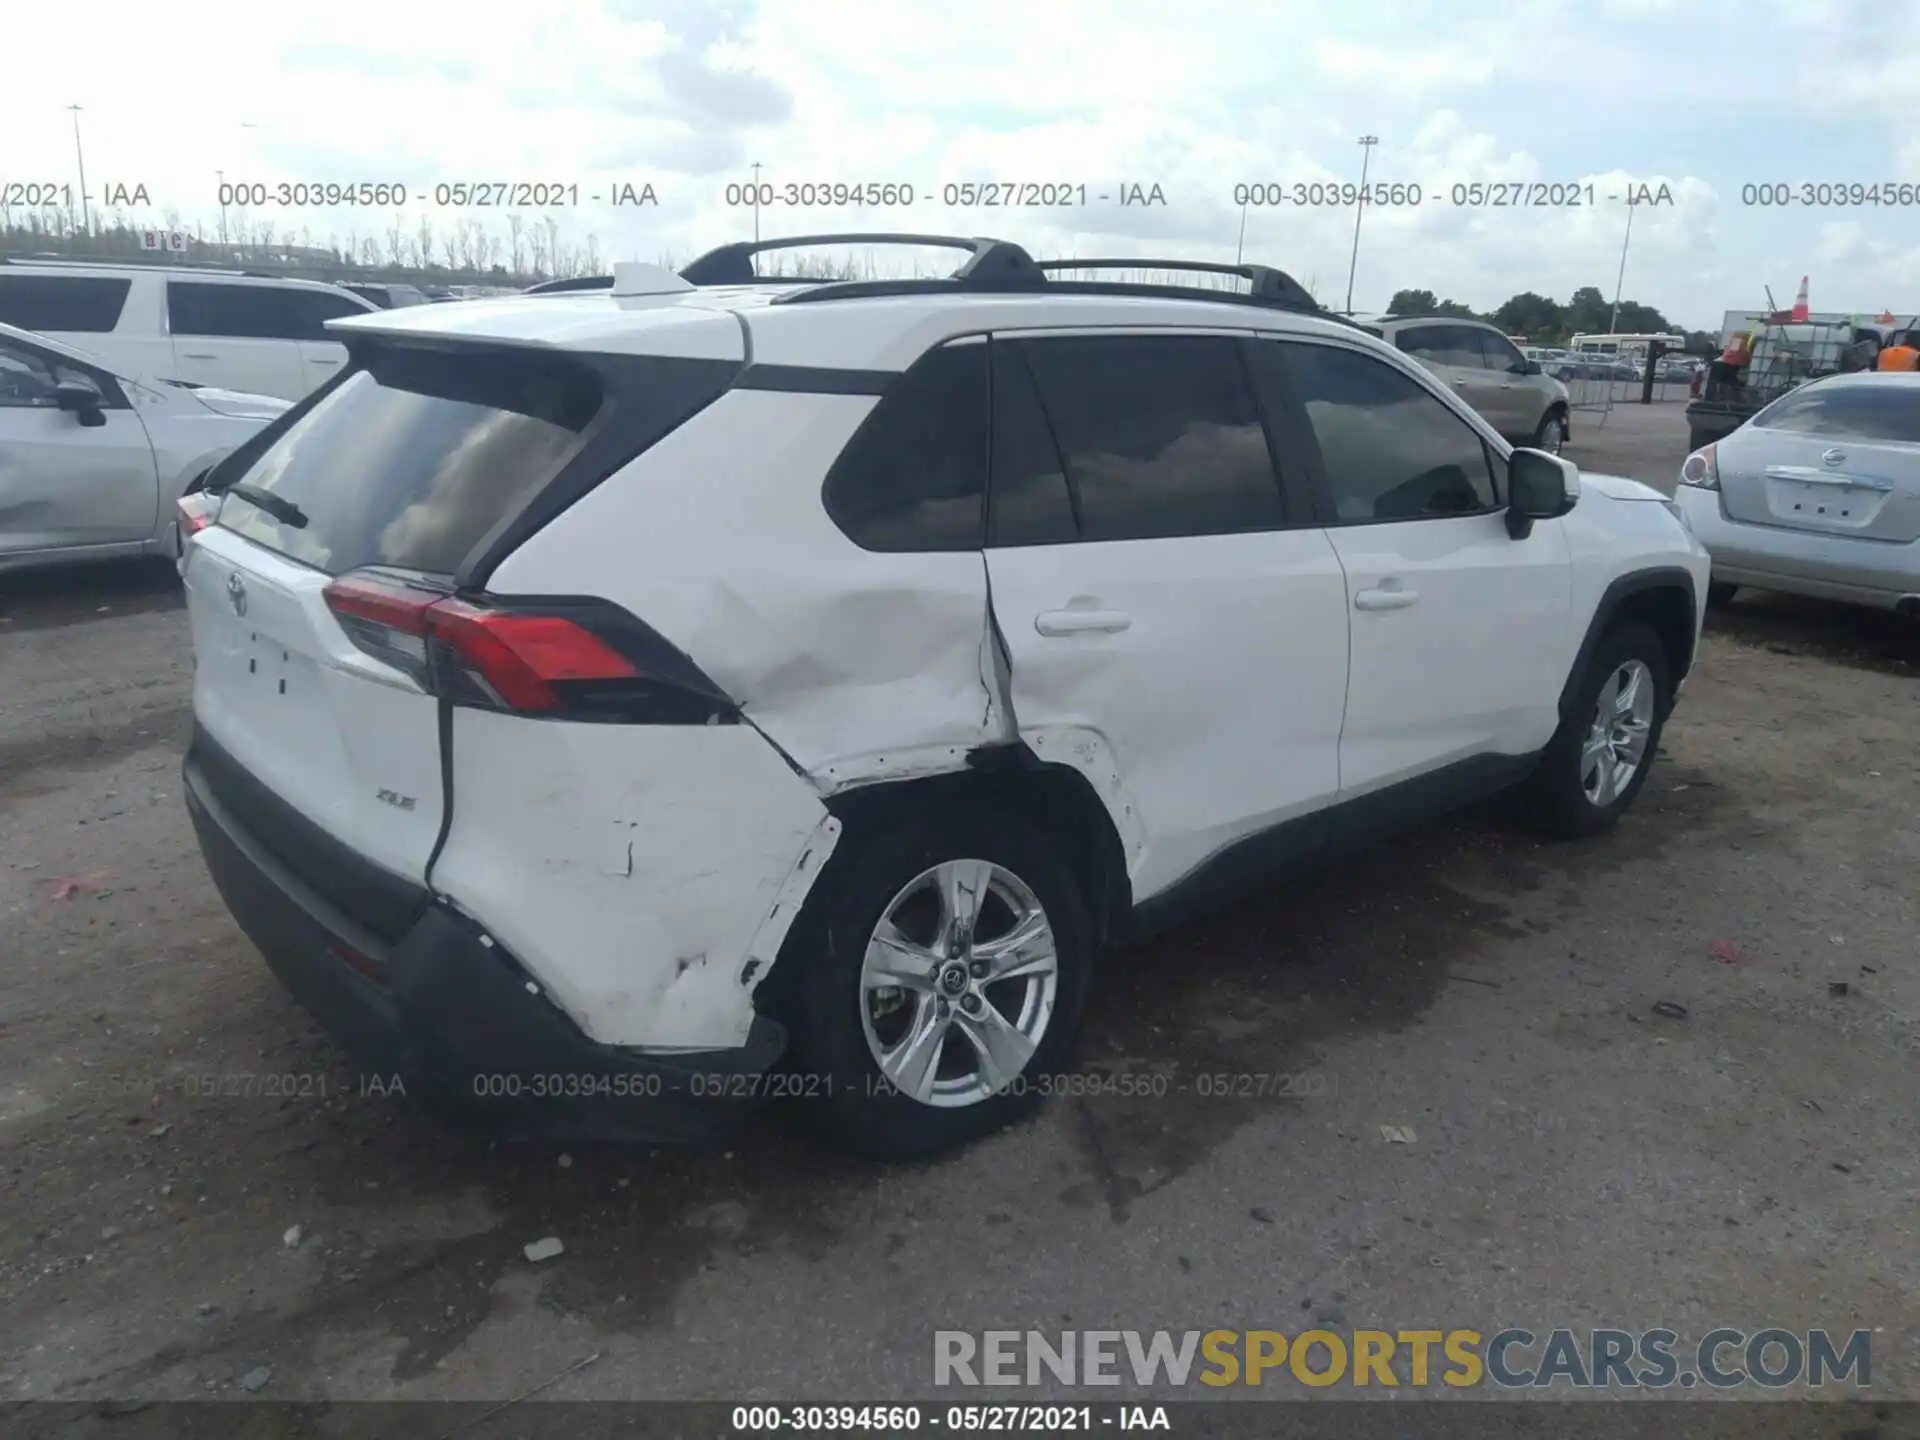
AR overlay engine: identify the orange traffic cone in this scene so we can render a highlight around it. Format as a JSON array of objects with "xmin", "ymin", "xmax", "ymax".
[{"xmin": 1790, "ymin": 276, "xmax": 1809, "ymax": 322}]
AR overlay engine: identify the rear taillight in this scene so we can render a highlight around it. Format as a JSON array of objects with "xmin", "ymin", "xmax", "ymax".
[
  {"xmin": 321, "ymin": 570, "xmax": 729, "ymax": 723},
  {"xmin": 1679, "ymin": 444, "xmax": 1719, "ymax": 490},
  {"xmin": 177, "ymin": 492, "xmax": 217, "ymax": 536}
]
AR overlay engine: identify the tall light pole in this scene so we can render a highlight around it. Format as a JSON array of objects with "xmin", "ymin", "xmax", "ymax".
[
  {"xmin": 1235, "ymin": 201, "xmax": 1249, "ymax": 265},
  {"xmin": 68, "ymin": 105, "xmax": 90, "ymax": 239},
  {"xmin": 1608, "ymin": 193, "xmax": 1636, "ymax": 336},
  {"xmin": 751, "ymin": 161, "xmax": 762, "ymax": 243},
  {"xmin": 1343, "ymin": 134, "xmax": 1378, "ymax": 314},
  {"xmin": 217, "ymin": 170, "xmax": 229, "ymax": 251}
]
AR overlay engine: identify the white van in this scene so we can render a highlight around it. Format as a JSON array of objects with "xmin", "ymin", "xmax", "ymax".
[{"xmin": 0, "ymin": 261, "xmax": 377, "ymax": 402}]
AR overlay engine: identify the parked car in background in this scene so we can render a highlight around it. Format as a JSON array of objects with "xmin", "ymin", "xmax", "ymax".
[
  {"xmin": 179, "ymin": 240, "xmax": 1705, "ymax": 1160},
  {"xmin": 0, "ymin": 260, "xmax": 376, "ymax": 402},
  {"xmin": 1364, "ymin": 314, "xmax": 1573, "ymax": 451},
  {"xmin": 0, "ymin": 321, "xmax": 289, "ymax": 573},
  {"xmin": 1675, "ymin": 372, "xmax": 1920, "ymax": 614},
  {"xmin": 340, "ymin": 281, "xmax": 431, "ymax": 309}
]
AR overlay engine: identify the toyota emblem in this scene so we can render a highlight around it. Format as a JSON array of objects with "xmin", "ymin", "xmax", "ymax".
[{"xmin": 226, "ymin": 572, "xmax": 248, "ymax": 616}]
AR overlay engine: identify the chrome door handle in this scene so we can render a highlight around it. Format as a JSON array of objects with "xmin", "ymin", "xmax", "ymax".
[
  {"xmin": 1353, "ymin": 587, "xmax": 1419, "ymax": 611},
  {"xmin": 1035, "ymin": 608, "xmax": 1132, "ymax": 636}
]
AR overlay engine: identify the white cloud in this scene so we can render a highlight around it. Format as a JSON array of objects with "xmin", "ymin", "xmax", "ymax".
[{"xmin": 1, "ymin": 0, "xmax": 1916, "ymax": 325}]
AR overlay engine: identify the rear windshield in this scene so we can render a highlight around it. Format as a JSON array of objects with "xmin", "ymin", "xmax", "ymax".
[
  {"xmin": 218, "ymin": 345, "xmax": 602, "ymax": 575},
  {"xmin": 0, "ymin": 274, "xmax": 132, "ymax": 333},
  {"xmin": 1752, "ymin": 383, "xmax": 1920, "ymax": 444}
]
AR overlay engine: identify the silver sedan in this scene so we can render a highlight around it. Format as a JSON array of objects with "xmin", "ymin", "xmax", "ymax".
[{"xmin": 1673, "ymin": 373, "xmax": 1920, "ymax": 615}]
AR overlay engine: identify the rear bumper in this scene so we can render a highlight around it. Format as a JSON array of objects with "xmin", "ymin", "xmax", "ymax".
[
  {"xmin": 184, "ymin": 750, "xmax": 786, "ymax": 1146},
  {"xmin": 1676, "ymin": 486, "xmax": 1920, "ymax": 611}
]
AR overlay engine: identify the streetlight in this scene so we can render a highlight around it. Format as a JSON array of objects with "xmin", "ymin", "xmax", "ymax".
[
  {"xmin": 1235, "ymin": 200, "xmax": 1249, "ymax": 265},
  {"xmin": 1608, "ymin": 192, "xmax": 1636, "ymax": 337},
  {"xmin": 68, "ymin": 105, "xmax": 90, "ymax": 240},
  {"xmin": 751, "ymin": 161, "xmax": 762, "ymax": 244},
  {"xmin": 1343, "ymin": 134, "xmax": 1378, "ymax": 314}
]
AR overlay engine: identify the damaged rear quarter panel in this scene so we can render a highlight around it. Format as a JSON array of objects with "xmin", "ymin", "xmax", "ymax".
[
  {"xmin": 484, "ymin": 388, "xmax": 1003, "ymax": 786},
  {"xmin": 429, "ymin": 712, "xmax": 836, "ymax": 1051}
]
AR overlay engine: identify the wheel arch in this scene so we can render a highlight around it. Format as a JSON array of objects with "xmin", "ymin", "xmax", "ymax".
[
  {"xmin": 754, "ymin": 746, "xmax": 1132, "ymax": 1025},
  {"xmin": 1558, "ymin": 568, "xmax": 1698, "ymax": 721}
]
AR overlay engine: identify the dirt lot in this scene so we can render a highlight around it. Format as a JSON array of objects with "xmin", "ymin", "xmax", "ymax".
[{"xmin": 1, "ymin": 399, "xmax": 1915, "ymax": 1416}]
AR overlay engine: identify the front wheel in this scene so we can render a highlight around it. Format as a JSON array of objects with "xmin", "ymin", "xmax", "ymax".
[
  {"xmin": 784, "ymin": 807, "xmax": 1094, "ymax": 1158},
  {"xmin": 1515, "ymin": 622, "xmax": 1672, "ymax": 840},
  {"xmin": 1531, "ymin": 407, "xmax": 1569, "ymax": 454}
]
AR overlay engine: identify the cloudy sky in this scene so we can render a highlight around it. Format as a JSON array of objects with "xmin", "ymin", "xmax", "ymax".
[{"xmin": 5, "ymin": 0, "xmax": 1918, "ymax": 327}]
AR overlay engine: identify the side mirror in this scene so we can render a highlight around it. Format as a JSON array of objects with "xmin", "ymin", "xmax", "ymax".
[
  {"xmin": 54, "ymin": 380, "xmax": 106, "ymax": 427},
  {"xmin": 1523, "ymin": 359, "xmax": 1543, "ymax": 375},
  {"xmin": 1506, "ymin": 448, "xmax": 1579, "ymax": 539}
]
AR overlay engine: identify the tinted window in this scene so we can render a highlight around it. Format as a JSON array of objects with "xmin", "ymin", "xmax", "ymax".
[
  {"xmin": 0, "ymin": 274, "xmax": 131, "ymax": 333},
  {"xmin": 1477, "ymin": 330, "xmax": 1526, "ymax": 371},
  {"xmin": 1269, "ymin": 342, "xmax": 1498, "ymax": 522},
  {"xmin": 822, "ymin": 342, "xmax": 987, "ymax": 552},
  {"xmin": 284, "ymin": 289, "xmax": 369, "ymax": 341},
  {"xmin": 218, "ymin": 346, "xmax": 601, "ymax": 574},
  {"xmin": 1398, "ymin": 325, "xmax": 1486, "ymax": 368},
  {"xmin": 1753, "ymin": 383, "xmax": 1920, "ymax": 443},
  {"xmin": 170, "ymin": 282, "xmax": 360, "ymax": 340},
  {"xmin": 987, "ymin": 343, "xmax": 1077, "ymax": 546},
  {"xmin": 1012, "ymin": 334, "xmax": 1285, "ymax": 542}
]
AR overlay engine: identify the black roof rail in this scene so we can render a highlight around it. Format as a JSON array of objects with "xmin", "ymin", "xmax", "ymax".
[
  {"xmin": 524, "ymin": 275, "xmax": 614, "ymax": 294},
  {"xmin": 678, "ymin": 233, "xmax": 1043, "ymax": 287},
  {"xmin": 1034, "ymin": 259, "xmax": 1320, "ymax": 311}
]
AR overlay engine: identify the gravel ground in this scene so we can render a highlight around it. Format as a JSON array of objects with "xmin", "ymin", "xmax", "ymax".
[{"xmin": 0, "ymin": 402, "xmax": 1914, "ymax": 1420}]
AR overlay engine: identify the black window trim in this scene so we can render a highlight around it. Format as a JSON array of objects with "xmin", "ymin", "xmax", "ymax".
[
  {"xmin": 0, "ymin": 331, "xmax": 131, "ymax": 409},
  {"xmin": 982, "ymin": 324, "xmax": 1316, "ymax": 548},
  {"xmin": 1254, "ymin": 333, "xmax": 1512, "ymax": 529}
]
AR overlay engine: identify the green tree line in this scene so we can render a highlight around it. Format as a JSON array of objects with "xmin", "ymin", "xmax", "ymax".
[{"xmin": 1385, "ymin": 286, "xmax": 1718, "ymax": 353}]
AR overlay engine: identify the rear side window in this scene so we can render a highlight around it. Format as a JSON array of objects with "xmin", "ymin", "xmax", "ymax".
[
  {"xmin": 0, "ymin": 274, "xmax": 132, "ymax": 333},
  {"xmin": 1006, "ymin": 333, "xmax": 1286, "ymax": 543},
  {"xmin": 821, "ymin": 342, "xmax": 987, "ymax": 551},
  {"xmin": 1752, "ymin": 383, "xmax": 1920, "ymax": 443},
  {"xmin": 218, "ymin": 346, "xmax": 602, "ymax": 575},
  {"xmin": 170, "ymin": 282, "xmax": 364, "ymax": 341},
  {"xmin": 1399, "ymin": 325, "xmax": 1488, "ymax": 368}
]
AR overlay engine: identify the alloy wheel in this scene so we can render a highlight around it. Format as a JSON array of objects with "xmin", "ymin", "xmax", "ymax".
[
  {"xmin": 858, "ymin": 859, "xmax": 1058, "ymax": 1108},
  {"xmin": 1581, "ymin": 658, "xmax": 1654, "ymax": 806}
]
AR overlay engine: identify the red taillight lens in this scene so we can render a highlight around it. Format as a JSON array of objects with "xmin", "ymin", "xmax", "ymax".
[
  {"xmin": 322, "ymin": 572, "xmax": 640, "ymax": 714},
  {"xmin": 176, "ymin": 493, "xmax": 217, "ymax": 535}
]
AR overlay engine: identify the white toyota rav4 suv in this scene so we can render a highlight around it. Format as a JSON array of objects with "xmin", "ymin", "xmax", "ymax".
[{"xmin": 180, "ymin": 236, "xmax": 1709, "ymax": 1158}]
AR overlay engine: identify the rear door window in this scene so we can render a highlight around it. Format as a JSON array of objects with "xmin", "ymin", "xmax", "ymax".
[
  {"xmin": 170, "ymin": 282, "xmax": 353, "ymax": 340},
  {"xmin": 217, "ymin": 345, "xmax": 603, "ymax": 575},
  {"xmin": 1002, "ymin": 332, "xmax": 1287, "ymax": 543},
  {"xmin": 0, "ymin": 274, "xmax": 132, "ymax": 332},
  {"xmin": 1752, "ymin": 383, "xmax": 1920, "ymax": 443}
]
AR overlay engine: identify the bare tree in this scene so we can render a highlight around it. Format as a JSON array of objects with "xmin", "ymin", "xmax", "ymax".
[
  {"xmin": 442, "ymin": 227, "xmax": 460, "ymax": 270},
  {"xmin": 362, "ymin": 236, "xmax": 382, "ymax": 268},
  {"xmin": 416, "ymin": 214, "xmax": 435, "ymax": 270},
  {"xmin": 583, "ymin": 234, "xmax": 601, "ymax": 275},
  {"xmin": 544, "ymin": 215, "xmax": 561, "ymax": 276},
  {"xmin": 384, "ymin": 213, "xmax": 407, "ymax": 268},
  {"xmin": 527, "ymin": 228, "xmax": 550, "ymax": 278},
  {"xmin": 507, "ymin": 214, "xmax": 525, "ymax": 273}
]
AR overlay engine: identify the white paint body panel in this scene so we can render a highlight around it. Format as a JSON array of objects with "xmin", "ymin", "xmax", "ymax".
[
  {"xmin": 430, "ymin": 714, "xmax": 837, "ymax": 1050},
  {"xmin": 986, "ymin": 530, "xmax": 1351, "ymax": 902},
  {"xmin": 1325, "ymin": 512, "xmax": 1573, "ymax": 791},
  {"xmin": 487, "ymin": 389, "xmax": 1003, "ymax": 783},
  {"xmin": 10, "ymin": 265, "xmax": 375, "ymax": 400}
]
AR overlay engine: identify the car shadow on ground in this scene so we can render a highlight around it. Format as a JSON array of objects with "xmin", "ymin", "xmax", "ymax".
[
  {"xmin": 1704, "ymin": 590, "xmax": 1918, "ymax": 675},
  {"xmin": 0, "ymin": 558, "xmax": 183, "ymax": 634}
]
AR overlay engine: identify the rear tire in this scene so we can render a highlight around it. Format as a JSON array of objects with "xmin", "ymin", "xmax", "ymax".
[
  {"xmin": 1531, "ymin": 406, "xmax": 1569, "ymax": 454},
  {"xmin": 784, "ymin": 806, "xmax": 1094, "ymax": 1159},
  {"xmin": 1516, "ymin": 623, "xmax": 1672, "ymax": 840}
]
